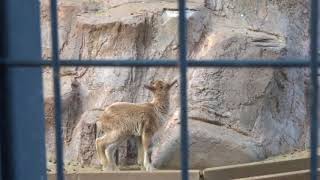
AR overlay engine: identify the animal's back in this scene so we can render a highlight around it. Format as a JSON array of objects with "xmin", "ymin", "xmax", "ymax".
[
  {"xmin": 105, "ymin": 102, "xmax": 153, "ymax": 116},
  {"xmin": 98, "ymin": 102, "xmax": 155, "ymax": 134}
]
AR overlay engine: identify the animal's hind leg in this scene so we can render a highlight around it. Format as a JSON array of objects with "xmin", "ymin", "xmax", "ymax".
[
  {"xmin": 95, "ymin": 131, "xmax": 123, "ymax": 171},
  {"xmin": 96, "ymin": 134, "xmax": 108, "ymax": 168},
  {"xmin": 137, "ymin": 136, "xmax": 144, "ymax": 167}
]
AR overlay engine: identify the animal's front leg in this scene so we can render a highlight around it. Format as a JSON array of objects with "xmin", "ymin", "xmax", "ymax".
[
  {"xmin": 142, "ymin": 132, "xmax": 155, "ymax": 171},
  {"xmin": 96, "ymin": 131, "xmax": 122, "ymax": 171},
  {"xmin": 143, "ymin": 150, "xmax": 155, "ymax": 171}
]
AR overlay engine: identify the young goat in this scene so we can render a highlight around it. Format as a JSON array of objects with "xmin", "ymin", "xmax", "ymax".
[{"xmin": 95, "ymin": 79, "xmax": 177, "ymax": 171}]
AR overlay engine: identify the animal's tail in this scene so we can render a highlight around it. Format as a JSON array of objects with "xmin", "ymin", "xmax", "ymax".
[
  {"xmin": 91, "ymin": 108, "xmax": 104, "ymax": 139},
  {"xmin": 94, "ymin": 122, "xmax": 97, "ymax": 140},
  {"xmin": 95, "ymin": 121, "xmax": 102, "ymax": 139}
]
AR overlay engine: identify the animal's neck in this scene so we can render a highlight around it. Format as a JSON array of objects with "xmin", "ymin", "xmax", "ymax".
[{"xmin": 151, "ymin": 95, "xmax": 170, "ymax": 115}]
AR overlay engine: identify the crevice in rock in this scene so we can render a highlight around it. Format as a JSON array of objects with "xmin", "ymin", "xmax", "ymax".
[{"xmin": 188, "ymin": 116, "xmax": 250, "ymax": 136}]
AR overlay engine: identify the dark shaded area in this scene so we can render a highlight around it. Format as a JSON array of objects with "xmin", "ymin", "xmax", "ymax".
[
  {"xmin": 0, "ymin": 0, "xmax": 8, "ymax": 179},
  {"xmin": 0, "ymin": 0, "xmax": 7, "ymax": 58}
]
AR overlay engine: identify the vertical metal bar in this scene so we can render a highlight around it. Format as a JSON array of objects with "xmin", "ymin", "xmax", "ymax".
[
  {"xmin": 0, "ymin": 37, "xmax": 5, "ymax": 180},
  {"xmin": 49, "ymin": 0, "xmax": 65, "ymax": 179},
  {"xmin": 0, "ymin": 67, "xmax": 3, "ymax": 180},
  {"xmin": 0, "ymin": 68, "xmax": 3, "ymax": 180},
  {"xmin": 0, "ymin": 1, "xmax": 7, "ymax": 179},
  {"xmin": 310, "ymin": 0, "xmax": 319, "ymax": 179},
  {"xmin": 1, "ymin": 0, "xmax": 47, "ymax": 180},
  {"xmin": 0, "ymin": 4, "xmax": 6, "ymax": 176},
  {"xmin": 178, "ymin": 0, "xmax": 189, "ymax": 180}
]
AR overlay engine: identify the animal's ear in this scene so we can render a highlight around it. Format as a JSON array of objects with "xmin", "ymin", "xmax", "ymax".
[
  {"xmin": 144, "ymin": 85, "xmax": 156, "ymax": 91},
  {"xmin": 168, "ymin": 79, "xmax": 177, "ymax": 88}
]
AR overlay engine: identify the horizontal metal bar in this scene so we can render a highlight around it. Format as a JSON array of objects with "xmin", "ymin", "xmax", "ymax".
[
  {"xmin": 1, "ymin": 59, "xmax": 176, "ymax": 67},
  {"xmin": 188, "ymin": 59, "xmax": 312, "ymax": 67},
  {"xmin": 0, "ymin": 59, "xmax": 317, "ymax": 68}
]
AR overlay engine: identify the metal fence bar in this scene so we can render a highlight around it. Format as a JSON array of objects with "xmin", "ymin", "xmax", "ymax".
[
  {"xmin": 0, "ymin": 66, "xmax": 5, "ymax": 180},
  {"xmin": 0, "ymin": 59, "xmax": 317, "ymax": 68},
  {"xmin": 0, "ymin": 0, "xmax": 5, "ymax": 177},
  {"xmin": 309, "ymin": 0, "xmax": 319, "ymax": 179},
  {"xmin": 1, "ymin": 0, "xmax": 47, "ymax": 180},
  {"xmin": 178, "ymin": 0, "xmax": 189, "ymax": 180},
  {"xmin": 49, "ymin": 0, "xmax": 65, "ymax": 179}
]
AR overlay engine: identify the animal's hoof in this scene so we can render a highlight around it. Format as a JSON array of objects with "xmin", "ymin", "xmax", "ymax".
[{"xmin": 145, "ymin": 165, "xmax": 156, "ymax": 172}]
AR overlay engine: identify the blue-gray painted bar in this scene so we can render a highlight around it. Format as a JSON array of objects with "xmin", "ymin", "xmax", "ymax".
[
  {"xmin": 0, "ymin": 59, "xmax": 317, "ymax": 68},
  {"xmin": 0, "ymin": 0, "xmax": 6, "ymax": 179},
  {"xmin": 310, "ymin": 0, "xmax": 319, "ymax": 179},
  {"xmin": 178, "ymin": 0, "xmax": 189, "ymax": 180},
  {"xmin": 49, "ymin": 0, "xmax": 65, "ymax": 179},
  {"xmin": 0, "ymin": 67, "xmax": 5, "ymax": 180},
  {"xmin": 1, "ymin": 0, "xmax": 47, "ymax": 180}
]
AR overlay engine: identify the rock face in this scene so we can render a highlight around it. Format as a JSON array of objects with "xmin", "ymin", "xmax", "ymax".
[
  {"xmin": 152, "ymin": 112, "xmax": 263, "ymax": 169},
  {"xmin": 44, "ymin": 78, "xmax": 84, "ymax": 162},
  {"xmin": 41, "ymin": 0, "xmax": 312, "ymax": 169}
]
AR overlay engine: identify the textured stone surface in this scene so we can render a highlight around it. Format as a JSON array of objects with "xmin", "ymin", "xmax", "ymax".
[
  {"xmin": 41, "ymin": 0, "xmax": 312, "ymax": 169},
  {"xmin": 152, "ymin": 113, "xmax": 263, "ymax": 169}
]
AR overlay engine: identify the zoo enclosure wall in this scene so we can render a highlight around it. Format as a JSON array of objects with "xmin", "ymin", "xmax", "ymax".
[{"xmin": 0, "ymin": 0, "xmax": 319, "ymax": 180}]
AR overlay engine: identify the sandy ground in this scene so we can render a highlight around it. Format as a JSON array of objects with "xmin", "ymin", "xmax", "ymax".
[
  {"xmin": 47, "ymin": 148, "xmax": 317, "ymax": 174},
  {"xmin": 47, "ymin": 160, "xmax": 142, "ymax": 173}
]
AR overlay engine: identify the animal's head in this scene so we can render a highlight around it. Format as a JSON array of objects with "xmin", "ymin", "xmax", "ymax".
[
  {"xmin": 144, "ymin": 79, "xmax": 177, "ymax": 97},
  {"xmin": 71, "ymin": 78, "xmax": 80, "ymax": 90}
]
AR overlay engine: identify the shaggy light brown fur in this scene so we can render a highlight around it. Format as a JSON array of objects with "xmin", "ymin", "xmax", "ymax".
[{"xmin": 95, "ymin": 79, "xmax": 177, "ymax": 171}]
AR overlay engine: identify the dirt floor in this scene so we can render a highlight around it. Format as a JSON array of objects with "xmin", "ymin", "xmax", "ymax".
[
  {"xmin": 47, "ymin": 159, "xmax": 143, "ymax": 173},
  {"xmin": 47, "ymin": 148, "xmax": 316, "ymax": 174}
]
